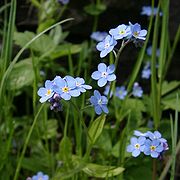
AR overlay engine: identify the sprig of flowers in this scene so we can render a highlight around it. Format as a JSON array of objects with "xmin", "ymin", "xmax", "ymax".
[
  {"xmin": 127, "ymin": 130, "xmax": 168, "ymax": 158},
  {"xmin": 96, "ymin": 22, "xmax": 147, "ymax": 58},
  {"xmin": 37, "ymin": 75, "xmax": 92, "ymax": 111}
]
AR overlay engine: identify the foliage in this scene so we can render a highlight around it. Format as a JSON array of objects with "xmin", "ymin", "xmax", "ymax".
[{"xmin": 0, "ymin": 0, "xmax": 179, "ymax": 180}]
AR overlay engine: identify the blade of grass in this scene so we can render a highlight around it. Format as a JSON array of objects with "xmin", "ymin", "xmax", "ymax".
[
  {"xmin": 2, "ymin": 0, "xmax": 16, "ymax": 73},
  {"xmin": 150, "ymin": 3, "xmax": 161, "ymax": 129},
  {"xmin": 0, "ymin": 18, "xmax": 74, "ymax": 107},
  {"xmin": 127, "ymin": 0, "xmax": 154, "ymax": 91},
  {"xmin": 13, "ymin": 104, "xmax": 45, "ymax": 180}
]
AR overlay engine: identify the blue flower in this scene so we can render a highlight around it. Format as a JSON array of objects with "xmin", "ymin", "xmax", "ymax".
[
  {"xmin": 144, "ymin": 139, "xmax": 164, "ymax": 158},
  {"xmin": 126, "ymin": 136, "xmax": 146, "ymax": 157},
  {"xmin": 90, "ymin": 90, "xmax": 109, "ymax": 115},
  {"xmin": 57, "ymin": 0, "xmax": 69, "ymax": 5},
  {"xmin": 90, "ymin": 31, "xmax": 108, "ymax": 42},
  {"xmin": 32, "ymin": 172, "xmax": 49, "ymax": 180},
  {"xmin": 146, "ymin": 46, "xmax": 160, "ymax": 57},
  {"xmin": 96, "ymin": 35, "xmax": 117, "ymax": 58},
  {"xmin": 115, "ymin": 86, "xmax": 127, "ymax": 100},
  {"xmin": 142, "ymin": 61, "xmax": 151, "ymax": 79},
  {"xmin": 75, "ymin": 77, "xmax": 92, "ymax": 93},
  {"xmin": 37, "ymin": 80, "xmax": 54, "ymax": 103},
  {"xmin": 53, "ymin": 76, "xmax": 80, "ymax": 100},
  {"xmin": 132, "ymin": 82, "xmax": 143, "ymax": 97},
  {"xmin": 91, "ymin": 63, "xmax": 116, "ymax": 87},
  {"xmin": 146, "ymin": 131, "xmax": 167, "ymax": 144},
  {"xmin": 109, "ymin": 24, "xmax": 131, "ymax": 40},
  {"xmin": 141, "ymin": 6, "xmax": 162, "ymax": 16},
  {"xmin": 134, "ymin": 130, "xmax": 148, "ymax": 137},
  {"xmin": 129, "ymin": 22, "xmax": 147, "ymax": 40},
  {"xmin": 103, "ymin": 84, "xmax": 113, "ymax": 97}
]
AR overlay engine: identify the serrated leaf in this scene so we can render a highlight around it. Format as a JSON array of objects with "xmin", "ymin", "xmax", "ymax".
[
  {"xmin": 162, "ymin": 90, "xmax": 180, "ymax": 111},
  {"xmin": 83, "ymin": 163, "xmax": 124, "ymax": 178},
  {"xmin": 6, "ymin": 58, "xmax": 34, "ymax": 90},
  {"xmin": 88, "ymin": 115, "xmax": 106, "ymax": 144},
  {"xmin": 161, "ymin": 81, "xmax": 180, "ymax": 96}
]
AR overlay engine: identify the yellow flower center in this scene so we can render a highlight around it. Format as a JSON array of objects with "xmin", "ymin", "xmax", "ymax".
[
  {"xmin": 150, "ymin": 145, "xmax": 156, "ymax": 151},
  {"xmin": 134, "ymin": 31, "xmax": 139, "ymax": 37},
  {"xmin": 119, "ymin": 30, "xmax": 125, "ymax": 35},
  {"xmin": 46, "ymin": 89, "xmax": 51, "ymax": 96},
  {"xmin": 135, "ymin": 143, "xmax": 140, "ymax": 149},
  {"xmin": 62, "ymin": 87, "xmax": 69, "ymax": 93}
]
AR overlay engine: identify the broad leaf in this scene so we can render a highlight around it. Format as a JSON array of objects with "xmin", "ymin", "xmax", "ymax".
[
  {"xmin": 88, "ymin": 115, "xmax": 106, "ymax": 144},
  {"xmin": 83, "ymin": 163, "xmax": 124, "ymax": 178},
  {"xmin": 6, "ymin": 58, "xmax": 34, "ymax": 90}
]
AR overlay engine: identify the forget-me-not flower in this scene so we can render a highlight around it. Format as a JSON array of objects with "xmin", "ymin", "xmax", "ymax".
[
  {"xmin": 146, "ymin": 131, "xmax": 168, "ymax": 144},
  {"xmin": 132, "ymin": 82, "xmax": 143, "ymax": 97},
  {"xmin": 129, "ymin": 22, "xmax": 147, "ymax": 40},
  {"xmin": 115, "ymin": 86, "xmax": 127, "ymax": 100},
  {"xmin": 141, "ymin": 6, "xmax": 162, "ymax": 16},
  {"xmin": 53, "ymin": 76, "xmax": 80, "ymax": 100},
  {"xmin": 90, "ymin": 90, "xmax": 109, "ymax": 115},
  {"xmin": 142, "ymin": 61, "xmax": 151, "ymax": 79},
  {"xmin": 109, "ymin": 24, "xmax": 131, "ymax": 40},
  {"xmin": 32, "ymin": 171, "xmax": 49, "ymax": 180},
  {"xmin": 75, "ymin": 77, "xmax": 92, "ymax": 93},
  {"xmin": 144, "ymin": 139, "xmax": 164, "ymax": 158},
  {"xmin": 128, "ymin": 130, "xmax": 169, "ymax": 158},
  {"xmin": 126, "ymin": 136, "xmax": 146, "ymax": 157},
  {"xmin": 91, "ymin": 63, "xmax": 116, "ymax": 87},
  {"xmin": 37, "ymin": 80, "xmax": 54, "ymax": 103},
  {"xmin": 146, "ymin": 46, "xmax": 160, "ymax": 57},
  {"xmin": 134, "ymin": 130, "xmax": 148, "ymax": 137},
  {"xmin": 104, "ymin": 84, "xmax": 113, "ymax": 98},
  {"xmin": 90, "ymin": 31, "xmax": 108, "ymax": 42},
  {"xmin": 96, "ymin": 35, "xmax": 117, "ymax": 58}
]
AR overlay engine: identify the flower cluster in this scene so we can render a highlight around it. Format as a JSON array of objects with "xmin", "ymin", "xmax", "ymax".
[
  {"xmin": 26, "ymin": 171, "xmax": 49, "ymax": 180},
  {"xmin": 37, "ymin": 75, "xmax": 92, "ymax": 111},
  {"xmin": 96, "ymin": 22, "xmax": 147, "ymax": 58},
  {"xmin": 127, "ymin": 130, "xmax": 168, "ymax": 158},
  {"xmin": 141, "ymin": 6, "xmax": 162, "ymax": 16}
]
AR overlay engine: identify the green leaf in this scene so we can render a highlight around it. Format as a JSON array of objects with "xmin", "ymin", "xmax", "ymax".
[
  {"xmin": 42, "ymin": 119, "xmax": 58, "ymax": 139},
  {"xmin": 88, "ymin": 115, "xmax": 106, "ymax": 144},
  {"xmin": 161, "ymin": 81, "xmax": 180, "ymax": 96},
  {"xmin": 83, "ymin": 163, "xmax": 124, "ymax": 178},
  {"xmin": 6, "ymin": 58, "xmax": 34, "ymax": 90},
  {"xmin": 95, "ymin": 129, "xmax": 112, "ymax": 152},
  {"xmin": 162, "ymin": 90, "xmax": 180, "ymax": 111},
  {"xmin": 37, "ymin": 19, "xmax": 55, "ymax": 33},
  {"xmin": 122, "ymin": 98, "xmax": 146, "ymax": 130},
  {"xmin": 14, "ymin": 31, "xmax": 56, "ymax": 53},
  {"xmin": 58, "ymin": 136, "xmax": 72, "ymax": 167},
  {"xmin": 51, "ymin": 44, "xmax": 82, "ymax": 59},
  {"xmin": 84, "ymin": 3, "xmax": 106, "ymax": 16}
]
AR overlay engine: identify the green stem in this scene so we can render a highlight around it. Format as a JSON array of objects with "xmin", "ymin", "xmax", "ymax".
[{"xmin": 13, "ymin": 104, "xmax": 45, "ymax": 180}]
